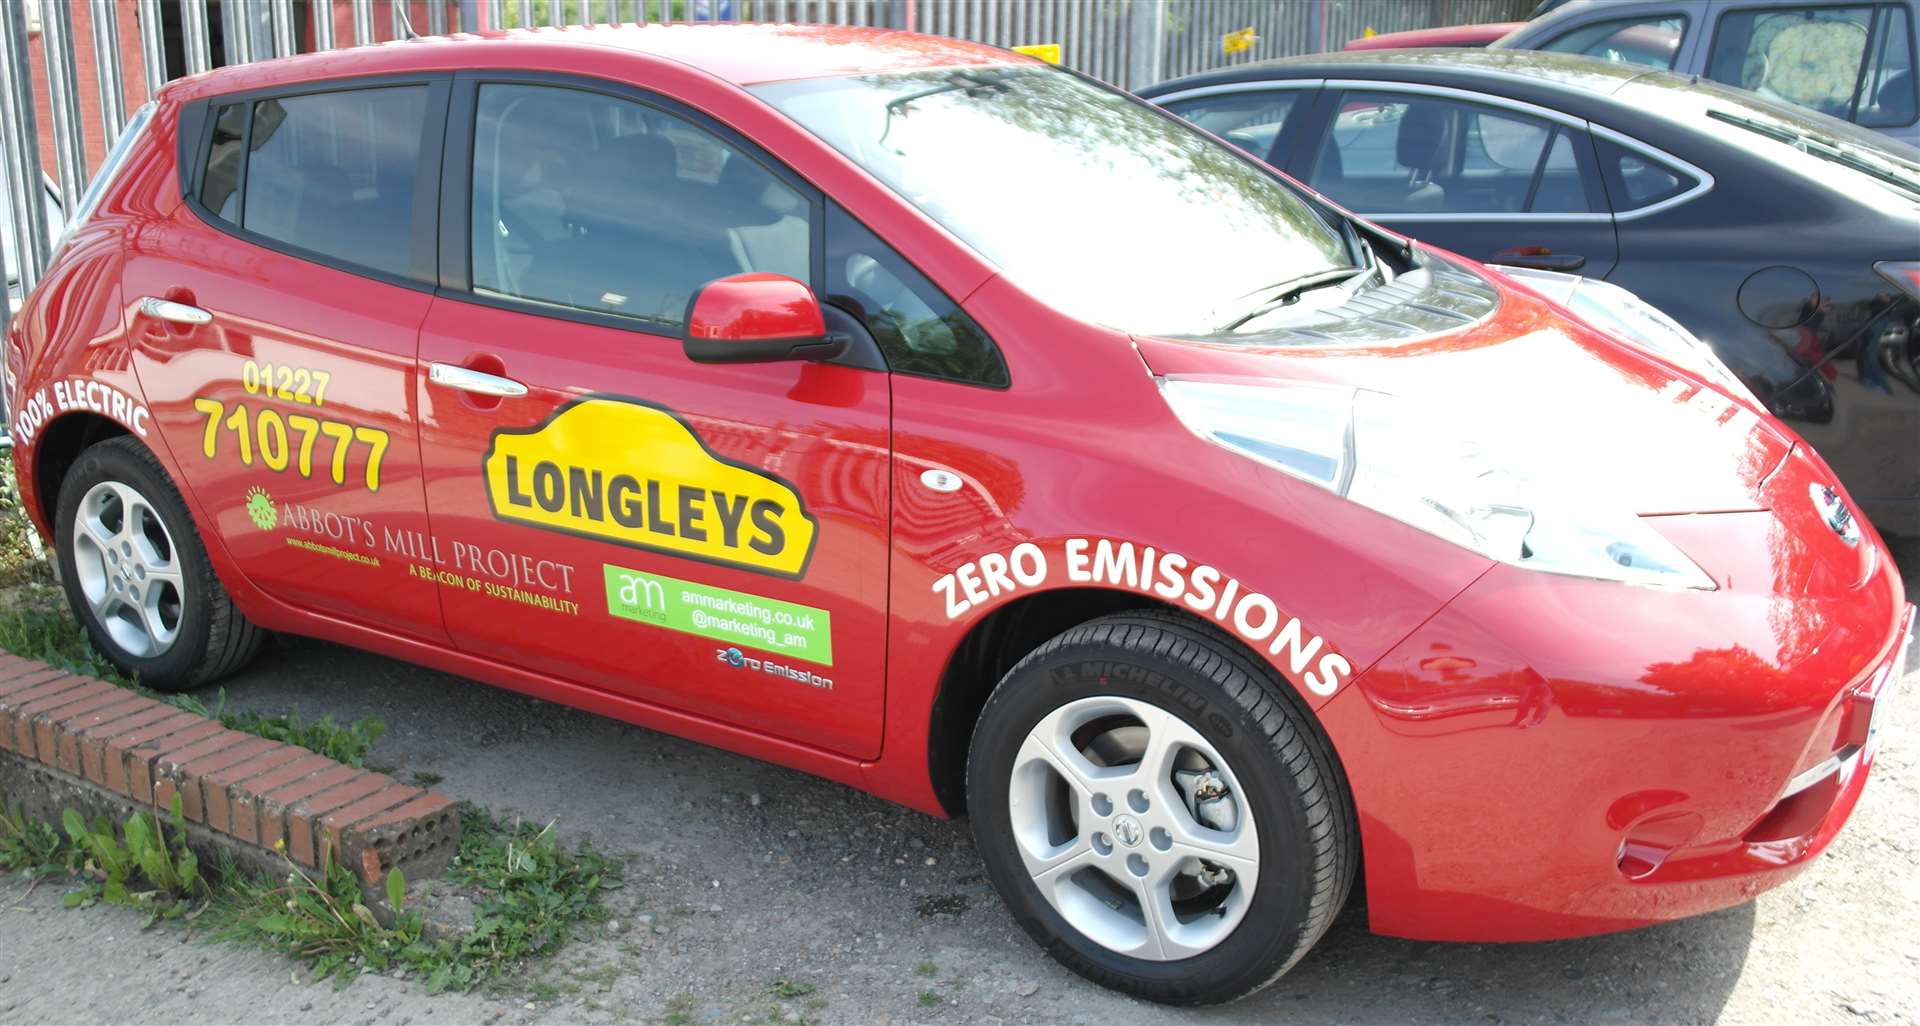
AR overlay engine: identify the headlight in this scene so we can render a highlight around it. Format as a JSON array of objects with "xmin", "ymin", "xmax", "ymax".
[
  {"xmin": 1160, "ymin": 378, "xmax": 1716, "ymax": 590},
  {"xmin": 1493, "ymin": 264, "xmax": 1762, "ymax": 408}
]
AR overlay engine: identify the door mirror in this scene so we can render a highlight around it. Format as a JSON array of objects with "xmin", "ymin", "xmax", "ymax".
[{"xmin": 681, "ymin": 273, "xmax": 845, "ymax": 364}]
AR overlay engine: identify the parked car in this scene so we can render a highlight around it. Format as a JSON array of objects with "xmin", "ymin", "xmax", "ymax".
[
  {"xmin": 8, "ymin": 24, "xmax": 1912, "ymax": 1006},
  {"xmin": 1142, "ymin": 49, "xmax": 1920, "ymax": 534},
  {"xmin": 1343, "ymin": 22, "xmax": 1523, "ymax": 50},
  {"xmin": 1489, "ymin": 0, "xmax": 1920, "ymax": 148}
]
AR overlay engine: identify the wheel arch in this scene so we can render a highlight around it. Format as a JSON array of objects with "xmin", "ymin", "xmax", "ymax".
[
  {"xmin": 27, "ymin": 411, "xmax": 134, "ymax": 532},
  {"xmin": 924, "ymin": 586, "xmax": 1360, "ymax": 831}
]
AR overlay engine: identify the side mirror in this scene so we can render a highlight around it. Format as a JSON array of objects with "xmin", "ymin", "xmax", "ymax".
[{"xmin": 681, "ymin": 273, "xmax": 846, "ymax": 364}]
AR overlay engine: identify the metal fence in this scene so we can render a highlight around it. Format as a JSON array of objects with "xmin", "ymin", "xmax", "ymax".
[{"xmin": 1, "ymin": 0, "xmax": 1531, "ymax": 349}]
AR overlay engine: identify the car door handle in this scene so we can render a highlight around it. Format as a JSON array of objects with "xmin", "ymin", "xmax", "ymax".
[
  {"xmin": 428, "ymin": 362, "xmax": 528, "ymax": 398},
  {"xmin": 136, "ymin": 296, "xmax": 213, "ymax": 325},
  {"xmin": 1491, "ymin": 248, "xmax": 1586, "ymax": 273}
]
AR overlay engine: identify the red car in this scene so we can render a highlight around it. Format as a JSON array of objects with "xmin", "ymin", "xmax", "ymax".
[
  {"xmin": 1342, "ymin": 21, "xmax": 1523, "ymax": 50},
  {"xmin": 6, "ymin": 24, "xmax": 1911, "ymax": 1005}
]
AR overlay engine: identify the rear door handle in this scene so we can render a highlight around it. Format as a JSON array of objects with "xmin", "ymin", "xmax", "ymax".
[
  {"xmin": 136, "ymin": 296, "xmax": 213, "ymax": 325},
  {"xmin": 428, "ymin": 362, "xmax": 528, "ymax": 398}
]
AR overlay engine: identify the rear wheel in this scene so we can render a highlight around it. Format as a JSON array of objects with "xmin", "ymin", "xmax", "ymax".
[
  {"xmin": 967, "ymin": 610, "xmax": 1356, "ymax": 1005},
  {"xmin": 54, "ymin": 437, "xmax": 263, "ymax": 690}
]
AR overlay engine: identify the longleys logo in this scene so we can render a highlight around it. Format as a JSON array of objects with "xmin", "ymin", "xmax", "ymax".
[{"xmin": 483, "ymin": 397, "xmax": 818, "ymax": 579}]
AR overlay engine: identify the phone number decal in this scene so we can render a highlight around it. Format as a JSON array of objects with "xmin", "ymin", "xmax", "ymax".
[{"xmin": 192, "ymin": 397, "xmax": 389, "ymax": 491}]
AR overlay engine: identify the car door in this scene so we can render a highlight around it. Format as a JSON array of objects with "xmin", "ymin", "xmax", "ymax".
[
  {"xmin": 413, "ymin": 75, "xmax": 891, "ymax": 758},
  {"xmin": 124, "ymin": 77, "xmax": 451, "ymax": 641},
  {"xmin": 1298, "ymin": 84, "xmax": 1620, "ymax": 278}
]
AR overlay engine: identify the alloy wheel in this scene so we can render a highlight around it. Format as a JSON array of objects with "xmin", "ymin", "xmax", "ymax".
[
  {"xmin": 1007, "ymin": 695, "xmax": 1260, "ymax": 961},
  {"xmin": 70, "ymin": 479, "xmax": 185, "ymax": 658}
]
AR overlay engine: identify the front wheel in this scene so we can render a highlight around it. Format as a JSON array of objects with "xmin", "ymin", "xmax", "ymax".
[
  {"xmin": 54, "ymin": 437, "xmax": 263, "ymax": 690},
  {"xmin": 967, "ymin": 610, "xmax": 1357, "ymax": 1005}
]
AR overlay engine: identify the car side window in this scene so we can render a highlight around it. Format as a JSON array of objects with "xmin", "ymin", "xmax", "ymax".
[
  {"xmin": 1592, "ymin": 137, "xmax": 1698, "ymax": 210},
  {"xmin": 1308, "ymin": 92, "xmax": 1594, "ymax": 215},
  {"xmin": 825, "ymin": 205, "xmax": 1007, "ymax": 388},
  {"xmin": 198, "ymin": 87, "xmax": 429, "ymax": 278},
  {"xmin": 1539, "ymin": 14, "xmax": 1688, "ymax": 69},
  {"xmin": 469, "ymin": 83, "xmax": 811, "ymax": 328},
  {"xmin": 1161, "ymin": 91, "xmax": 1300, "ymax": 159},
  {"xmin": 1707, "ymin": 4, "xmax": 1916, "ymax": 127}
]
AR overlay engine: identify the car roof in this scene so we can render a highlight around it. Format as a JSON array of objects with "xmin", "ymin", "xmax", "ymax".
[
  {"xmin": 162, "ymin": 23, "xmax": 1028, "ymax": 97},
  {"xmin": 1140, "ymin": 48, "xmax": 1654, "ymax": 100}
]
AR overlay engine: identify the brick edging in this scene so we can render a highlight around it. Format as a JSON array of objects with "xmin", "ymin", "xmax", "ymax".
[{"xmin": 0, "ymin": 653, "xmax": 457, "ymax": 886}]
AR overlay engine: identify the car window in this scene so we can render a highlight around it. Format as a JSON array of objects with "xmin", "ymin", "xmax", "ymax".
[
  {"xmin": 1161, "ymin": 91, "xmax": 1300, "ymax": 159},
  {"xmin": 1309, "ymin": 92, "xmax": 1594, "ymax": 215},
  {"xmin": 199, "ymin": 87, "xmax": 429, "ymax": 278},
  {"xmin": 1706, "ymin": 4, "xmax": 1916, "ymax": 126},
  {"xmin": 1593, "ymin": 137, "xmax": 1699, "ymax": 209},
  {"xmin": 1539, "ymin": 14, "xmax": 1688, "ymax": 69},
  {"xmin": 825, "ymin": 205, "xmax": 1006, "ymax": 387},
  {"xmin": 469, "ymin": 83, "xmax": 811, "ymax": 328}
]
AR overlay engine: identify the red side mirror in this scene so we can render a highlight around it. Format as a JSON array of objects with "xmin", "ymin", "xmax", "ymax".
[{"xmin": 682, "ymin": 273, "xmax": 844, "ymax": 365}]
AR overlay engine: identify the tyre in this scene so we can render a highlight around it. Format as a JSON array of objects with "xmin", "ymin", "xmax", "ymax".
[
  {"xmin": 54, "ymin": 436, "xmax": 264, "ymax": 691},
  {"xmin": 967, "ymin": 609, "xmax": 1357, "ymax": 1005}
]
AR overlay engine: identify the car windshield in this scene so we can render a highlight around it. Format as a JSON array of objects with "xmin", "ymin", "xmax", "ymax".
[{"xmin": 753, "ymin": 66, "xmax": 1354, "ymax": 336}]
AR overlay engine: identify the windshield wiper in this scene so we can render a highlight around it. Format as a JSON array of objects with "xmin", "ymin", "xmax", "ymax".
[
  {"xmin": 1215, "ymin": 265, "xmax": 1371, "ymax": 332},
  {"xmin": 1707, "ymin": 109, "xmax": 1920, "ymax": 200},
  {"xmin": 879, "ymin": 71, "xmax": 1010, "ymax": 148}
]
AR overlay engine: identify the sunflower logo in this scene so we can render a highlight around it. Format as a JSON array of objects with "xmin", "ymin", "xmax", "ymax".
[{"xmin": 245, "ymin": 486, "xmax": 277, "ymax": 531}]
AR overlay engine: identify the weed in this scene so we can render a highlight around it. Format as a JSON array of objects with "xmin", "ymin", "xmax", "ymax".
[
  {"xmin": 662, "ymin": 992, "xmax": 697, "ymax": 1026},
  {"xmin": 171, "ymin": 689, "xmax": 385, "ymax": 767},
  {"xmin": 57, "ymin": 794, "xmax": 207, "ymax": 924},
  {"xmin": 914, "ymin": 960, "xmax": 936, "ymax": 978},
  {"xmin": 918, "ymin": 990, "xmax": 942, "ymax": 1008},
  {"xmin": 770, "ymin": 978, "xmax": 816, "ymax": 999},
  {"xmin": 410, "ymin": 771, "xmax": 445, "ymax": 787},
  {"xmin": 0, "ymin": 801, "xmax": 70, "ymax": 875}
]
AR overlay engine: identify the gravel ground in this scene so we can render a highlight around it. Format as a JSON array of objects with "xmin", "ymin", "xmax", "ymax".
[{"xmin": 3, "ymin": 542, "xmax": 1918, "ymax": 1026}]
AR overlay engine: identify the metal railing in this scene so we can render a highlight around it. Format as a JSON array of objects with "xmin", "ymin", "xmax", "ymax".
[{"xmin": 0, "ymin": 0, "xmax": 1532, "ymax": 378}]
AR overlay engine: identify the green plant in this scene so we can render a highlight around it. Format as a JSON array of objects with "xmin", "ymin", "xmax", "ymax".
[
  {"xmin": 219, "ymin": 854, "xmax": 428, "ymax": 986},
  {"xmin": 918, "ymin": 990, "xmax": 942, "ymax": 1008},
  {"xmin": 0, "ymin": 599, "xmax": 129, "ymax": 682},
  {"xmin": 770, "ymin": 978, "xmax": 816, "ymax": 999},
  {"xmin": 914, "ymin": 960, "xmax": 936, "ymax": 978},
  {"xmin": 59, "ymin": 794, "xmax": 206, "ymax": 921},
  {"xmin": 170, "ymin": 689, "xmax": 385, "ymax": 767},
  {"xmin": 0, "ymin": 801, "xmax": 71, "ymax": 874}
]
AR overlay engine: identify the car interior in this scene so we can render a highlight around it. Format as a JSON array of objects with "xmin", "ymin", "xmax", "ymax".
[{"xmin": 1310, "ymin": 95, "xmax": 1588, "ymax": 215}]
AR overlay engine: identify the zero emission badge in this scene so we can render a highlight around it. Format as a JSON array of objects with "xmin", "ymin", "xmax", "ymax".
[{"xmin": 483, "ymin": 397, "xmax": 818, "ymax": 579}]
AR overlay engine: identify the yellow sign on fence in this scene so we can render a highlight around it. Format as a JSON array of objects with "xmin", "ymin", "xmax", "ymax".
[
  {"xmin": 1013, "ymin": 42, "xmax": 1063, "ymax": 64},
  {"xmin": 1222, "ymin": 26, "xmax": 1258, "ymax": 55}
]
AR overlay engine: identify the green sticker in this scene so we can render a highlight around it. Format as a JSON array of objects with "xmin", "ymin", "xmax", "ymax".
[{"xmin": 603, "ymin": 564, "xmax": 833, "ymax": 666}]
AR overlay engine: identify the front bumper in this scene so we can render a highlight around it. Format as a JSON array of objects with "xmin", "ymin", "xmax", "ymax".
[{"xmin": 1320, "ymin": 538, "xmax": 1911, "ymax": 943}]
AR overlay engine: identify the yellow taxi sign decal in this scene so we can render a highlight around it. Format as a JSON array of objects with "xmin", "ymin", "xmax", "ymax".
[
  {"xmin": 484, "ymin": 397, "xmax": 817, "ymax": 579},
  {"xmin": 1222, "ymin": 26, "xmax": 1257, "ymax": 55},
  {"xmin": 1013, "ymin": 42, "xmax": 1062, "ymax": 64}
]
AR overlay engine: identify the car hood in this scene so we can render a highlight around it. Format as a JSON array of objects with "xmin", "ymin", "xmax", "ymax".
[{"xmin": 1133, "ymin": 266, "xmax": 1795, "ymax": 517}]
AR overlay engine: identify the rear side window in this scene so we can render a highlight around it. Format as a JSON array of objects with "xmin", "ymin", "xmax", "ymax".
[
  {"xmin": 1593, "ymin": 137, "xmax": 1699, "ymax": 210},
  {"xmin": 197, "ymin": 86, "xmax": 430, "ymax": 278},
  {"xmin": 1309, "ymin": 92, "xmax": 1595, "ymax": 215},
  {"xmin": 1706, "ymin": 4, "xmax": 1917, "ymax": 127},
  {"xmin": 1538, "ymin": 14, "xmax": 1688, "ymax": 69},
  {"xmin": 1161, "ymin": 91, "xmax": 1301, "ymax": 159}
]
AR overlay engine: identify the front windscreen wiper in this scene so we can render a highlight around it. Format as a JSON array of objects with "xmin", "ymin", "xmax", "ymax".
[
  {"xmin": 1707, "ymin": 109, "xmax": 1920, "ymax": 201},
  {"xmin": 1215, "ymin": 265, "xmax": 1373, "ymax": 332}
]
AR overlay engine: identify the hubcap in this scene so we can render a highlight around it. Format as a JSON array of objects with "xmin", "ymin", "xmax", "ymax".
[
  {"xmin": 70, "ymin": 480, "xmax": 184, "ymax": 659},
  {"xmin": 1007, "ymin": 695, "xmax": 1259, "ymax": 961}
]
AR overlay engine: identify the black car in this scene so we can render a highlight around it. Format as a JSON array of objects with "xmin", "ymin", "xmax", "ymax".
[{"xmin": 1140, "ymin": 50, "xmax": 1920, "ymax": 534}]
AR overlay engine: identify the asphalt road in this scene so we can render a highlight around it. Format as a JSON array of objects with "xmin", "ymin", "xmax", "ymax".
[{"xmin": 3, "ymin": 542, "xmax": 1918, "ymax": 1026}]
